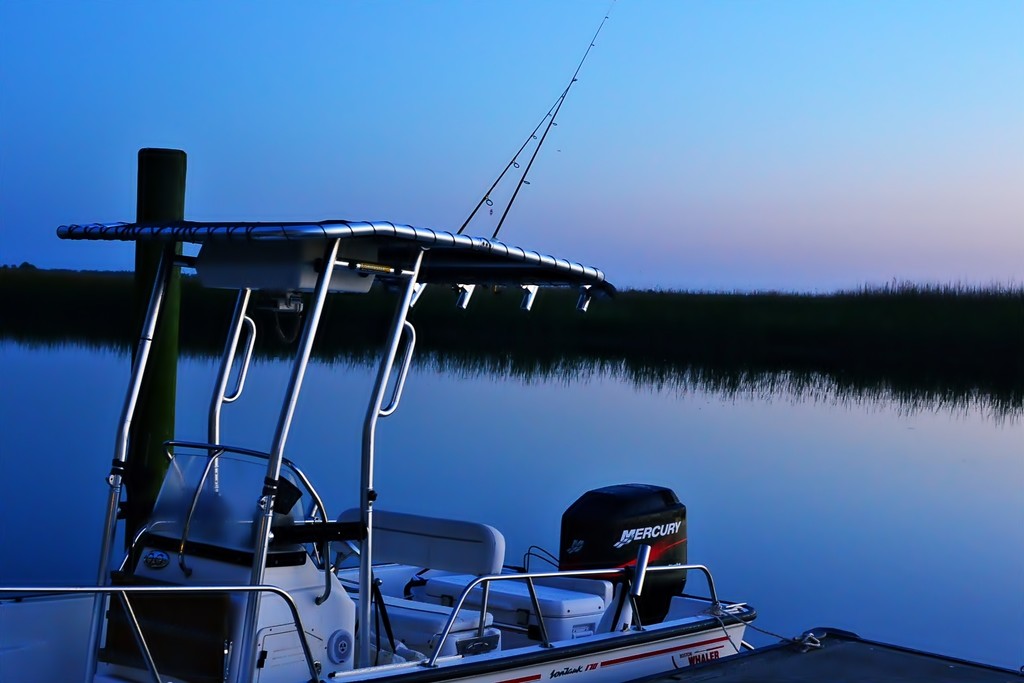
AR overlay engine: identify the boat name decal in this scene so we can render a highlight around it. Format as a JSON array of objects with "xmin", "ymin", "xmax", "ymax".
[
  {"xmin": 613, "ymin": 521, "xmax": 682, "ymax": 548},
  {"xmin": 687, "ymin": 649, "xmax": 721, "ymax": 665},
  {"xmin": 549, "ymin": 665, "xmax": 585, "ymax": 678}
]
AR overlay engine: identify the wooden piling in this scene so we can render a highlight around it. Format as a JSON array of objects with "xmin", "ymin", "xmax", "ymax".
[{"xmin": 124, "ymin": 148, "xmax": 185, "ymax": 544}]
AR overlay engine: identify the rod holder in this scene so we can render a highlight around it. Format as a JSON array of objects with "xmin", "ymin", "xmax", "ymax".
[
  {"xmin": 410, "ymin": 282, "xmax": 428, "ymax": 308},
  {"xmin": 520, "ymin": 284, "xmax": 539, "ymax": 311},
  {"xmin": 576, "ymin": 285, "xmax": 593, "ymax": 312},
  {"xmin": 456, "ymin": 284, "xmax": 476, "ymax": 310},
  {"xmin": 631, "ymin": 544, "xmax": 652, "ymax": 598}
]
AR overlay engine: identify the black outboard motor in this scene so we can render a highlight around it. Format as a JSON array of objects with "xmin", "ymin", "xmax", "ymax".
[{"xmin": 559, "ymin": 484, "xmax": 687, "ymax": 624}]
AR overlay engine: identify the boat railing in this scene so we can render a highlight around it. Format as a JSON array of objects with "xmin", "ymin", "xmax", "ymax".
[
  {"xmin": 0, "ymin": 583, "xmax": 322, "ymax": 683},
  {"xmin": 426, "ymin": 562, "xmax": 722, "ymax": 668}
]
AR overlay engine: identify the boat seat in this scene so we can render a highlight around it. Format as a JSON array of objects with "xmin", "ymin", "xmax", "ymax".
[
  {"xmin": 336, "ymin": 509, "xmax": 505, "ymax": 657},
  {"xmin": 337, "ymin": 508, "xmax": 505, "ymax": 576}
]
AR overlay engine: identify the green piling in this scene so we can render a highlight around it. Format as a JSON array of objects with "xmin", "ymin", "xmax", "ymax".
[{"xmin": 124, "ymin": 148, "xmax": 185, "ymax": 545}]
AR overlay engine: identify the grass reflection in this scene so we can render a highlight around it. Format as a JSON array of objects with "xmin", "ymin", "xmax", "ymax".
[{"xmin": 400, "ymin": 354, "xmax": 1024, "ymax": 422}]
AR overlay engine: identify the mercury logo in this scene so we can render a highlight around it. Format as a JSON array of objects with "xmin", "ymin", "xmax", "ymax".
[{"xmin": 612, "ymin": 521, "xmax": 682, "ymax": 549}]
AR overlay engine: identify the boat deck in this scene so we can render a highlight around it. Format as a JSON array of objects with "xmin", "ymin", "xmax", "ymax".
[{"xmin": 634, "ymin": 628, "xmax": 1019, "ymax": 683}]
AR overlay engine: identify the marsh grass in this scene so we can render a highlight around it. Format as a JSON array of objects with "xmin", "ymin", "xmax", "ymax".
[{"xmin": 4, "ymin": 267, "xmax": 1024, "ymax": 416}]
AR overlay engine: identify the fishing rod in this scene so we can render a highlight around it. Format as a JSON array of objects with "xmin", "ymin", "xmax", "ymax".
[
  {"xmin": 456, "ymin": 95, "xmax": 562, "ymax": 236},
  {"xmin": 458, "ymin": 3, "xmax": 615, "ymax": 240}
]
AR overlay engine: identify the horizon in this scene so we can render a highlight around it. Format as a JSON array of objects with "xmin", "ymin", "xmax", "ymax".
[{"xmin": 2, "ymin": 1, "xmax": 1021, "ymax": 293}]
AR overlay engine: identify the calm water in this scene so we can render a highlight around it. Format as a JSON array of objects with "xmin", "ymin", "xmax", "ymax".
[{"xmin": 1, "ymin": 340, "xmax": 1022, "ymax": 670}]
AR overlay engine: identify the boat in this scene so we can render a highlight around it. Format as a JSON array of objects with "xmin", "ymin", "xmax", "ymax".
[{"xmin": 0, "ymin": 219, "xmax": 755, "ymax": 682}]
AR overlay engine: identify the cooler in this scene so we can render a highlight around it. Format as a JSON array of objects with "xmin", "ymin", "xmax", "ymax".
[{"xmin": 412, "ymin": 574, "xmax": 609, "ymax": 642}]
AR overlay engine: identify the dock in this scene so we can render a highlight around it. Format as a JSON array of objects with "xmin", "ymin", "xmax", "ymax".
[{"xmin": 634, "ymin": 628, "xmax": 1020, "ymax": 683}]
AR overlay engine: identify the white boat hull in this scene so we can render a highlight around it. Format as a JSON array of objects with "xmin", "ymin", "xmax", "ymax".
[
  {"xmin": 329, "ymin": 623, "xmax": 747, "ymax": 683},
  {"xmin": 1, "ymin": 591, "xmax": 749, "ymax": 683}
]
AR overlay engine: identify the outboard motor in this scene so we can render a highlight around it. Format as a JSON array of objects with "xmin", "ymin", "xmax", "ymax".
[{"xmin": 560, "ymin": 484, "xmax": 687, "ymax": 624}]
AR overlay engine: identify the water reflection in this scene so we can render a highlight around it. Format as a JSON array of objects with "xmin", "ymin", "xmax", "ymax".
[
  {"xmin": 2, "ymin": 339, "xmax": 1022, "ymax": 671},
  {"xmin": 370, "ymin": 353, "xmax": 1024, "ymax": 424},
  {"xmin": 11, "ymin": 332, "xmax": 1024, "ymax": 421}
]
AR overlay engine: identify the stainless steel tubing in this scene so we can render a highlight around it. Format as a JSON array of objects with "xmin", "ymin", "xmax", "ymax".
[
  {"xmin": 209, "ymin": 288, "xmax": 253, "ymax": 444},
  {"xmin": 358, "ymin": 249, "xmax": 425, "ymax": 668},
  {"xmin": 379, "ymin": 321, "xmax": 416, "ymax": 418},
  {"xmin": 424, "ymin": 563, "xmax": 728, "ymax": 667},
  {"xmin": 118, "ymin": 593, "xmax": 164, "ymax": 683},
  {"xmin": 87, "ymin": 245, "xmax": 173, "ymax": 681},
  {"xmin": 241, "ymin": 238, "xmax": 342, "ymax": 683}
]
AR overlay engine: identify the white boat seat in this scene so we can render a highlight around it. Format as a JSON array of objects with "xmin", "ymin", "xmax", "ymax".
[
  {"xmin": 337, "ymin": 509, "xmax": 505, "ymax": 657},
  {"xmin": 337, "ymin": 508, "xmax": 505, "ymax": 575}
]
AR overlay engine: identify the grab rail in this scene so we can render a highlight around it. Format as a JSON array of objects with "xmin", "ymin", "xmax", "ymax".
[
  {"xmin": 1, "ymin": 584, "xmax": 322, "ymax": 683},
  {"xmin": 209, "ymin": 288, "xmax": 255, "ymax": 447},
  {"xmin": 224, "ymin": 315, "xmax": 256, "ymax": 404},
  {"xmin": 379, "ymin": 320, "xmax": 416, "ymax": 417},
  {"xmin": 425, "ymin": 563, "xmax": 723, "ymax": 668}
]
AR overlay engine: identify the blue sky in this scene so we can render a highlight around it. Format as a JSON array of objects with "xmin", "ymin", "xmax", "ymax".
[{"xmin": 2, "ymin": 1, "xmax": 1021, "ymax": 291}]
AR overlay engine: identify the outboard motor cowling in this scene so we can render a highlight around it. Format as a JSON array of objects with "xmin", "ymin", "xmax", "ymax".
[{"xmin": 559, "ymin": 484, "xmax": 687, "ymax": 624}]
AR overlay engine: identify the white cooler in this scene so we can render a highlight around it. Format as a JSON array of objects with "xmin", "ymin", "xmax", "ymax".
[{"xmin": 412, "ymin": 574, "xmax": 611, "ymax": 642}]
